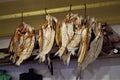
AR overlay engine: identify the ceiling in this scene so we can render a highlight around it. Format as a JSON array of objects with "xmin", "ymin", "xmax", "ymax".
[{"xmin": 0, "ymin": 0, "xmax": 120, "ymax": 37}]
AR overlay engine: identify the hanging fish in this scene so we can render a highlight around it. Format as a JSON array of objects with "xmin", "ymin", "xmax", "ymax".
[
  {"xmin": 35, "ymin": 14, "xmax": 57, "ymax": 62},
  {"xmin": 9, "ymin": 22, "xmax": 35, "ymax": 66},
  {"xmin": 62, "ymin": 16, "xmax": 83, "ymax": 65},
  {"xmin": 81, "ymin": 23, "xmax": 103, "ymax": 70},
  {"xmin": 78, "ymin": 24, "xmax": 89, "ymax": 63},
  {"xmin": 76, "ymin": 19, "xmax": 103, "ymax": 80},
  {"xmin": 55, "ymin": 13, "xmax": 79, "ymax": 58}
]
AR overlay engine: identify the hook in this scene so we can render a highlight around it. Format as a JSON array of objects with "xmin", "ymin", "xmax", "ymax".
[
  {"xmin": 69, "ymin": 4, "xmax": 72, "ymax": 20},
  {"xmin": 84, "ymin": 3, "xmax": 87, "ymax": 19},
  {"xmin": 45, "ymin": 8, "xmax": 48, "ymax": 15},
  {"xmin": 69, "ymin": 4, "xmax": 72, "ymax": 12},
  {"xmin": 21, "ymin": 12, "xmax": 23, "ymax": 23}
]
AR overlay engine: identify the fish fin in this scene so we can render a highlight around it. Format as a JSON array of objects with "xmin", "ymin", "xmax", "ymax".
[
  {"xmin": 68, "ymin": 47, "xmax": 78, "ymax": 55},
  {"xmin": 66, "ymin": 53, "xmax": 71, "ymax": 65},
  {"xmin": 76, "ymin": 63, "xmax": 83, "ymax": 80},
  {"xmin": 71, "ymin": 49, "xmax": 77, "ymax": 55}
]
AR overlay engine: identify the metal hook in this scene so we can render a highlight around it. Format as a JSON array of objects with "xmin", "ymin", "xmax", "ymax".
[
  {"xmin": 45, "ymin": 8, "xmax": 48, "ymax": 15},
  {"xmin": 84, "ymin": 3, "xmax": 87, "ymax": 19},
  {"xmin": 21, "ymin": 12, "xmax": 23, "ymax": 23},
  {"xmin": 69, "ymin": 4, "xmax": 72, "ymax": 20},
  {"xmin": 69, "ymin": 4, "xmax": 72, "ymax": 12}
]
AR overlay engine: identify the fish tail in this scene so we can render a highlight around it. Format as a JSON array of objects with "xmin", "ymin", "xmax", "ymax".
[
  {"xmin": 34, "ymin": 54, "xmax": 40, "ymax": 60},
  {"xmin": 54, "ymin": 46, "xmax": 65, "ymax": 57},
  {"xmin": 66, "ymin": 54, "xmax": 71, "ymax": 65},
  {"xmin": 16, "ymin": 57, "xmax": 23, "ymax": 66},
  {"xmin": 38, "ymin": 56, "xmax": 45, "ymax": 63},
  {"xmin": 12, "ymin": 54, "xmax": 17, "ymax": 63},
  {"xmin": 61, "ymin": 53, "xmax": 71, "ymax": 65},
  {"xmin": 68, "ymin": 47, "xmax": 78, "ymax": 55},
  {"xmin": 35, "ymin": 53, "xmax": 46, "ymax": 62},
  {"xmin": 76, "ymin": 63, "xmax": 83, "ymax": 80}
]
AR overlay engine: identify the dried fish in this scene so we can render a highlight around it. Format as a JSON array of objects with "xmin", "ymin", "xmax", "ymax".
[
  {"xmin": 35, "ymin": 14, "xmax": 57, "ymax": 62},
  {"xmin": 55, "ymin": 13, "xmax": 79, "ymax": 59},
  {"xmin": 9, "ymin": 22, "xmax": 35, "ymax": 66}
]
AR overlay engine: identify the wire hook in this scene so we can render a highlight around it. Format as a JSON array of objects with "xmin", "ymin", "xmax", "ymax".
[
  {"xmin": 45, "ymin": 8, "xmax": 48, "ymax": 15},
  {"xmin": 21, "ymin": 12, "xmax": 23, "ymax": 23},
  {"xmin": 84, "ymin": 3, "xmax": 87, "ymax": 19},
  {"xmin": 69, "ymin": 4, "xmax": 72, "ymax": 20},
  {"xmin": 69, "ymin": 4, "xmax": 72, "ymax": 12}
]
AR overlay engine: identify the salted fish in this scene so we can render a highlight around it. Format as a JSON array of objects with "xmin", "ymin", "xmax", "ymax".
[
  {"xmin": 55, "ymin": 22, "xmax": 69, "ymax": 57},
  {"xmin": 81, "ymin": 23, "xmax": 103, "ymax": 70},
  {"xmin": 35, "ymin": 14, "xmax": 57, "ymax": 62},
  {"xmin": 76, "ymin": 22, "xmax": 103, "ymax": 80},
  {"xmin": 61, "ymin": 16, "xmax": 83, "ymax": 65},
  {"xmin": 76, "ymin": 19, "xmax": 103, "ymax": 80},
  {"xmin": 55, "ymin": 13, "xmax": 81, "ymax": 58},
  {"xmin": 78, "ymin": 25, "xmax": 89, "ymax": 63},
  {"xmin": 9, "ymin": 22, "xmax": 35, "ymax": 66},
  {"xmin": 67, "ymin": 16, "xmax": 83, "ymax": 55}
]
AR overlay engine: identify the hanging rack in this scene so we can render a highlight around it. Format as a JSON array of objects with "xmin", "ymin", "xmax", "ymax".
[{"xmin": 0, "ymin": 1, "xmax": 119, "ymax": 20}]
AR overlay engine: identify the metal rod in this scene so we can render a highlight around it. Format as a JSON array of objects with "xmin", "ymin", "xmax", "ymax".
[{"xmin": 0, "ymin": 1, "xmax": 120, "ymax": 20}]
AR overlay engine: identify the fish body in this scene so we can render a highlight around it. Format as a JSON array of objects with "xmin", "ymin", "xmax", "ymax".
[
  {"xmin": 55, "ymin": 22, "xmax": 69, "ymax": 57},
  {"xmin": 9, "ymin": 23, "xmax": 35, "ymax": 66},
  {"xmin": 80, "ymin": 23, "xmax": 103, "ymax": 70},
  {"xmin": 78, "ymin": 26, "xmax": 89, "ymax": 63},
  {"xmin": 35, "ymin": 15, "xmax": 57, "ymax": 62},
  {"xmin": 55, "ymin": 13, "xmax": 80, "ymax": 58}
]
